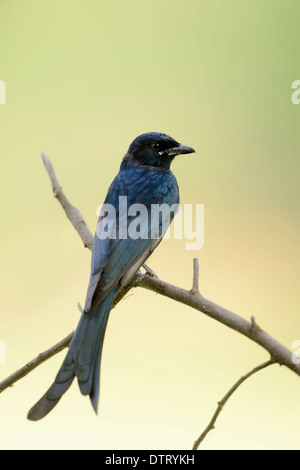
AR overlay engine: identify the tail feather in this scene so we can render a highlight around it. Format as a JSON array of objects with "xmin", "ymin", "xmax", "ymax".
[
  {"xmin": 76, "ymin": 310, "xmax": 109, "ymax": 396},
  {"xmin": 27, "ymin": 288, "xmax": 116, "ymax": 421}
]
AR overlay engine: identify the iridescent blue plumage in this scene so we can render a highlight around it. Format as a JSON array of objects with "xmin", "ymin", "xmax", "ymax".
[{"xmin": 27, "ymin": 132, "xmax": 195, "ymax": 420}]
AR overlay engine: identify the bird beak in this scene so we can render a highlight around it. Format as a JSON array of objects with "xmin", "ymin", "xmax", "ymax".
[{"xmin": 161, "ymin": 143, "xmax": 195, "ymax": 157}]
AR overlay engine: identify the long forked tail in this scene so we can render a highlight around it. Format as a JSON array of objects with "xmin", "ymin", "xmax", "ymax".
[{"xmin": 27, "ymin": 288, "xmax": 116, "ymax": 421}]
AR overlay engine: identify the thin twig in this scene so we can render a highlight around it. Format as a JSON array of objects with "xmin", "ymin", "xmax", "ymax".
[
  {"xmin": 142, "ymin": 263, "xmax": 158, "ymax": 278},
  {"xmin": 77, "ymin": 303, "xmax": 84, "ymax": 314},
  {"xmin": 192, "ymin": 359, "xmax": 275, "ymax": 450},
  {"xmin": 0, "ymin": 333, "xmax": 74, "ymax": 393},
  {"xmin": 191, "ymin": 257, "xmax": 200, "ymax": 294},
  {"xmin": 41, "ymin": 151, "xmax": 94, "ymax": 249},
  {"xmin": 0, "ymin": 284, "xmax": 135, "ymax": 394}
]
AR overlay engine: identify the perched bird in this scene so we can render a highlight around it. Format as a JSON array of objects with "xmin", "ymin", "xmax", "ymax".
[{"xmin": 27, "ymin": 132, "xmax": 195, "ymax": 421}]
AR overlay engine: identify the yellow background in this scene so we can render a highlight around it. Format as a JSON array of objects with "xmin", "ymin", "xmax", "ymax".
[{"xmin": 0, "ymin": 0, "xmax": 300, "ymax": 450}]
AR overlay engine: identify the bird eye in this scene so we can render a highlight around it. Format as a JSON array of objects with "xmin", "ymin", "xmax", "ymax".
[{"xmin": 152, "ymin": 143, "xmax": 161, "ymax": 150}]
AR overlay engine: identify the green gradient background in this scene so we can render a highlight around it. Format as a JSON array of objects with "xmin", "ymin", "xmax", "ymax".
[{"xmin": 0, "ymin": 0, "xmax": 300, "ymax": 450}]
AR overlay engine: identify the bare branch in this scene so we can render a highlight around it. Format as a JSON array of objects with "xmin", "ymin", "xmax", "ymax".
[
  {"xmin": 133, "ymin": 270, "xmax": 300, "ymax": 377},
  {"xmin": 0, "ymin": 333, "xmax": 74, "ymax": 394},
  {"xmin": 0, "ymin": 282, "xmax": 135, "ymax": 394},
  {"xmin": 192, "ymin": 359, "xmax": 275, "ymax": 450},
  {"xmin": 3, "ymin": 260, "xmax": 297, "ymax": 397},
  {"xmin": 41, "ymin": 151, "xmax": 94, "ymax": 249},
  {"xmin": 190, "ymin": 257, "xmax": 200, "ymax": 294}
]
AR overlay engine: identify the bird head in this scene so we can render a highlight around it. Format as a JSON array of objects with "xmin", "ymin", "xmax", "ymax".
[{"xmin": 127, "ymin": 132, "xmax": 195, "ymax": 169}]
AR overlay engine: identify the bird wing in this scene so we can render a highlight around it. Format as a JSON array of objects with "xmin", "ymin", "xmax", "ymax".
[
  {"xmin": 83, "ymin": 207, "xmax": 117, "ymax": 312},
  {"xmin": 83, "ymin": 165, "xmax": 179, "ymax": 314},
  {"xmin": 84, "ymin": 211, "xmax": 163, "ymax": 313}
]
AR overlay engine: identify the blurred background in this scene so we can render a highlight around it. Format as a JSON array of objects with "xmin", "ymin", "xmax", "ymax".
[{"xmin": 0, "ymin": 0, "xmax": 300, "ymax": 450}]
